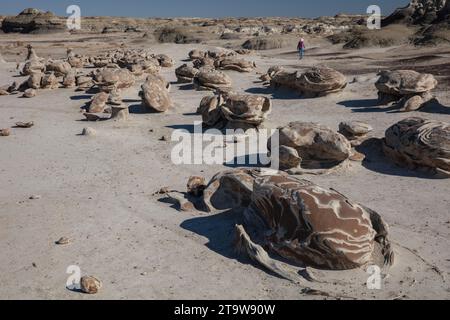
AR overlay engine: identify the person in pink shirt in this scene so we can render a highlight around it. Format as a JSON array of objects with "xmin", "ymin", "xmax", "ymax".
[{"xmin": 297, "ymin": 38, "xmax": 306, "ymax": 60}]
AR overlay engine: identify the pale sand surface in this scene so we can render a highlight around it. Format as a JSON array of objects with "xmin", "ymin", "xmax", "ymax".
[{"xmin": 0, "ymin": 33, "xmax": 449, "ymax": 299}]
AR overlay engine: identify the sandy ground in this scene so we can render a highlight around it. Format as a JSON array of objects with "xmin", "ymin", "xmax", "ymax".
[{"xmin": 0, "ymin": 33, "xmax": 449, "ymax": 300}]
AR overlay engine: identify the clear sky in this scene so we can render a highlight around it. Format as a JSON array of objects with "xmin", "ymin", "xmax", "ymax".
[{"xmin": 0, "ymin": 0, "xmax": 409, "ymax": 18}]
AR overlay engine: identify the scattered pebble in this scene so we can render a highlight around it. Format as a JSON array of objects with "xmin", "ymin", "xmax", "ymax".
[
  {"xmin": 29, "ymin": 195, "xmax": 42, "ymax": 200},
  {"xmin": 55, "ymin": 237, "xmax": 70, "ymax": 245},
  {"xmin": 187, "ymin": 176, "xmax": 206, "ymax": 196},
  {"xmin": 159, "ymin": 135, "xmax": 168, "ymax": 141},
  {"xmin": 0, "ymin": 128, "xmax": 11, "ymax": 136},
  {"xmin": 80, "ymin": 276, "xmax": 102, "ymax": 294},
  {"xmin": 15, "ymin": 121, "xmax": 34, "ymax": 128},
  {"xmin": 81, "ymin": 127, "xmax": 97, "ymax": 136}
]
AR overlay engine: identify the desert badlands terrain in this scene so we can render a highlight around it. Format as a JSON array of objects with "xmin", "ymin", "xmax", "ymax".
[{"xmin": 0, "ymin": 1, "xmax": 449, "ymax": 300}]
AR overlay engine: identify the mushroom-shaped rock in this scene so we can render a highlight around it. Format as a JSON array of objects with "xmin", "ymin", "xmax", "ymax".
[
  {"xmin": 383, "ymin": 117, "xmax": 450, "ymax": 177},
  {"xmin": 241, "ymin": 173, "xmax": 393, "ymax": 271},
  {"xmin": 67, "ymin": 48, "xmax": 84, "ymax": 68},
  {"xmin": 207, "ymin": 48, "xmax": 236, "ymax": 59},
  {"xmin": 108, "ymin": 88, "xmax": 122, "ymax": 106},
  {"xmin": 193, "ymin": 69, "xmax": 233, "ymax": 92},
  {"xmin": 235, "ymin": 49, "xmax": 253, "ymax": 55},
  {"xmin": 0, "ymin": 128, "xmax": 11, "ymax": 136},
  {"xmin": 270, "ymin": 67, "xmax": 347, "ymax": 97},
  {"xmin": 269, "ymin": 122, "xmax": 352, "ymax": 175},
  {"xmin": 21, "ymin": 59, "xmax": 45, "ymax": 76},
  {"xmin": 296, "ymin": 67, "xmax": 347, "ymax": 97},
  {"xmin": 46, "ymin": 60, "xmax": 72, "ymax": 77},
  {"xmin": 41, "ymin": 72, "xmax": 59, "ymax": 89},
  {"xmin": 76, "ymin": 75, "xmax": 94, "ymax": 91},
  {"xmin": 140, "ymin": 74, "xmax": 172, "ymax": 113},
  {"xmin": 175, "ymin": 64, "xmax": 199, "ymax": 83},
  {"xmin": 23, "ymin": 88, "xmax": 36, "ymax": 98},
  {"xmin": 220, "ymin": 93, "xmax": 271, "ymax": 130},
  {"xmin": 198, "ymin": 93, "xmax": 271, "ymax": 130},
  {"xmin": 215, "ymin": 57, "xmax": 256, "ymax": 73},
  {"xmin": 197, "ymin": 95, "xmax": 225, "ymax": 127},
  {"xmin": 94, "ymin": 68, "xmax": 134, "ymax": 92},
  {"xmin": 375, "ymin": 70, "xmax": 438, "ymax": 112},
  {"xmin": 27, "ymin": 72, "xmax": 42, "ymax": 89}
]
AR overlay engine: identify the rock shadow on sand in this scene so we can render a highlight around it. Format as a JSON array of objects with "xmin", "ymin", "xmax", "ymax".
[
  {"xmin": 180, "ymin": 209, "xmax": 290, "ymax": 279},
  {"xmin": 339, "ymin": 98, "xmax": 450, "ymax": 115},
  {"xmin": 357, "ymin": 138, "xmax": 446, "ymax": 179},
  {"xmin": 337, "ymin": 98, "xmax": 400, "ymax": 113},
  {"xmin": 245, "ymin": 86, "xmax": 303, "ymax": 100}
]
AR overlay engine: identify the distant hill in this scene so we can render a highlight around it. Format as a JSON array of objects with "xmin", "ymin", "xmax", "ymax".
[{"xmin": 382, "ymin": 0, "xmax": 450, "ymax": 26}]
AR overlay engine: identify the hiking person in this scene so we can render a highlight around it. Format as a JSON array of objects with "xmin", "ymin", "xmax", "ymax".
[{"xmin": 297, "ymin": 38, "xmax": 306, "ymax": 60}]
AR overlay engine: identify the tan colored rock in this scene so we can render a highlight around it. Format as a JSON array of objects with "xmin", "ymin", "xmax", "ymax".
[
  {"xmin": 76, "ymin": 75, "xmax": 94, "ymax": 91},
  {"xmin": 27, "ymin": 73, "xmax": 42, "ymax": 89},
  {"xmin": 193, "ymin": 69, "xmax": 233, "ymax": 91},
  {"xmin": 188, "ymin": 49, "xmax": 206, "ymax": 60},
  {"xmin": 376, "ymin": 70, "xmax": 438, "ymax": 111},
  {"xmin": 80, "ymin": 276, "xmax": 102, "ymax": 294},
  {"xmin": 0, "ymin": 128, "xmax": 11, "ymax": 136},
  {"xmin": 197, "ymin": 95, "xmax": 224, "ymax": 127},
  {"xmin": 175, "ymin": 64, "xmax": 199, "ymax": 83},
  {"xmin": 221, "ymin": 93, "xmax": 272, "ymax": 129},
  {"xmin": 67, "ymin": 48, "xmax": 84, "ymax": 68},
  {"xmin": 383, "ymin": 117, "xmax": 450, "ymax": 176},
  {"xmin": 41, "ymin": 72, "xmax": 59, "ymax": 89},
  {"xmin": 15, "ymin": 121, "xmax": 34, "ymax": 128},
  {"xmin": 186, "ymin": 169, "xmax": 393, "ymax": 279},
  {"xmin": 23, "ymin": 88, "xmax": 36, "ymax": 98},
  {"xmin": 88, "ymin": 92, "xmax": 109, "ymax": 113},
  {"xmin": 187, "ymin": 176, "xmax": 206, "ymax": 197},
  {"xmin": 140, "ymin": 74, "xmax": 172, "ymax": 113},
  {"xmin": 62, "ymin": 70, "xmax": 77, "ymax": 88},
  {"xmin": 111, "ymin": 105, "xmax": 130, "ymax": 121},
  {"xmin": 83, "ymin": 113, "xmax": 111, "ymax": 121},
  {"xmin": 21, "ymin": 60, "xmax": 45, "ymax": 76},
  {"xmin": 215, "ymin": 57, "xmax": 256, "ymax": 73},
  {"xmin": 46, "ymin": 60, "xmax": 72, "ymax": 77},
  {"xmin": 269, "ymin": 122, "xmax": 352, "ymax": 175},
  {"xmin": 108, "ymin": 88, "xmax": 122, "ymax": 105},
  {"xmin": 94, "ymin": 68, "xmax": 134, "ymax": 92}
]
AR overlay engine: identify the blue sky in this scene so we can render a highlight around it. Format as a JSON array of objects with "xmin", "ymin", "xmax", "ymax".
[{"xmin": 0, "ymin": 0, "xmax": 409, "ymax": 18}]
